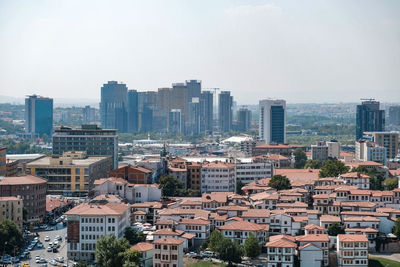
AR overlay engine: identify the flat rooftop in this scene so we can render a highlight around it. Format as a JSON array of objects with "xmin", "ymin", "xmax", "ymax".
[{"xmin": 27, "ymin": 156, "xmax": 110, "ymax": 166}]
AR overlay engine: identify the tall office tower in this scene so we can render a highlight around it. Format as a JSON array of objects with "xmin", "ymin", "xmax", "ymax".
[
  {"xmin": 82, "ymin": 105, "xmax": 95, "ymax": 123},
  {"xmin": 168, "ymin": 109, "xmax": 182, "ymax": 134},
  {"xmin": 188, "ymin": 97, "xmax": 201, "ymax": 135},
  {"xmin": 25, "ymin": 95, "xmax": 53, "ymax": 137},
  {"xmin": 127, "ymin": 90, "xmax": 139, "ymax": 133},
  {"xmin": 237, "ymin": 107, "xmax": 252, "ymax": 132},
  {"xmin": 157, "ymin": 88, "xmax": 172, "ymax": 114},
  {"xmin": 259, "ymin": 99, "xmax": 286, "ymax": 144},
  {"xmin": 356, "ymin": 99, "xmax": 385, "ymax": 140},
  {"xmin": 186, "ymin": 80, "xmax": 201, "ymax": 103},
  {"xmin": 53, "ymin": 124, "xmax": 118, "ymax": 169},
  {"xmin": 171, "ymin": 83, "xmax": 188, "ymax": 123},
  {"xmin": 218, "ymin": 91, "xmax": 233, "ymax": 132},
  {"xmin": 389, "ymin": 106, "xmax": 400, "ymax": 125},
  {"xmin": 100, "ymin": 81, "xmax": 128, "ymax": 133},
  {"xmin": 200, "ymin": 91, "xmax": 213, "ymax": 132},
  {"xmin": 140, "ymin": 104, "xmax": 153, "ymax": 133}
]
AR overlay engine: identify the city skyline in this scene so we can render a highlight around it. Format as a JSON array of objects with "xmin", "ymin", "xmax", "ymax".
[{"xmin": 1, "ymin": 0, "xmax": 400, "ymax": 103}]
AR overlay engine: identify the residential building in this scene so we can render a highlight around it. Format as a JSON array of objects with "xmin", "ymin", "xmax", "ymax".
[
  {"xmin": 259, "ymin": 99, "xmax": 286, "ymax": 144},
  {"xmin": 296, "ymin": 234, "xmax": 330, "ymax": 266},
  {"xmin": 127, "ymin": 90, "xmax": 139, "ymax": 133},
  {"xmin": 100, "ymin": 81, "xmax": 128, "ymax": 132},
  {"xmin": 6, "ymin": 159, "xmax": 19, "ymax": 177},
  {"xmin": 355, "ymin": 140, "xmax": 387, "ymax": 165},
  {"xmin": 131, "ymin": 242, "xmax": 153, "ymax": 267},
  {"xmin": 311, "ymin": 141, "xmax": 329, "ymax": 162},
  {"xmin": 265, "ymin": 236, "xmax": 296, "ymax": 267},
  {"xmin": 176, "ymin": 218, "xmax": 211, "ymax": 243},
  {"xmin": 0, "ymin": 196, "xmax": 23, "ymax": 229},
  {"xmin": 298, "ymin": 242, "xmax": 324, "ymax": 267},
  {"xmin": 168, "ymin": 109, "xmax": 183, "ymax": 134},
  {"xmin": 237, "ymin": 107, "xmax": 251, "ymax": 132},
  {"xmin": 219, "ymin": 220, "xmax": 269, "ymax": 246},
  {"xmin": 356, "ymin": 100, "xmax": 385, "ymax": 140},
  {"xmin": 109, "ymin": 165, "xmax": 152, "ymax": 184},
  {"xmin": 82, "ymin": 105, "xmax": 96, "ymax": 123},
  {"xmin": 187, "ymin": 97, "xmax": 201, "ymax": 135},
  {"xmin": 25, "ymin": 94, "xmax": 53, "ymax": 137},
  {"xmin": 0, "ymin": 175, "xmax": 46, "ymax": 222},
  {"xmin": 389, "ymin": 106, "xmax": 400, "ymax": 125},
  {"xmin": 66, "ymin": 201, "xmax": 131, "ymax": 262},
  {"xmin": 201, "ymin": 161, "xmax": 236, "ymax": 193},
  {"xmin": 26, "ymin": 151, "xmax": 112, "ymax": 197},
  {"xmin": 187, "ymin": 162, "xmax": 201, "ymax": 191},
  {"xmin": 235, "ymin": 157, "xmax": 273, "ymax": 184},
  {"xmin": 0, "ymin": 146, "xmax": 5, "ymax": 176},
  {"xmin": 327, "ymin": 140, "xmax": 340, "ymax": 159},
  {"xmin": 52, "ymin": 124, "xmax": 118, "ymax": 169},
  {"xmin": 253, "ymin": 144, "xmax": 295, "ymax": 157},
  {"xmin": 363, "ymin": 132, "xmax": 399, "ymax": 160},
  {"xmin": 153, "ymin": 238, "xmax": 184, "ymax": 267},
  {"xmin": 339, "ymin": 172, "xmax": 370, "ymax": 190},
  {"xmin": 337, "ymin": 234, "xmax": 368, "ymax": 267},
  {"xmin": 218, "ymin": 91, "xmax": 233, "ymax": 132}
]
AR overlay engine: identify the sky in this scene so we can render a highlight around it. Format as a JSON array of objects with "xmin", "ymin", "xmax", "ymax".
[{"xmin": 0, "ymin": 0, "xmax": 399, "ymax": 104}]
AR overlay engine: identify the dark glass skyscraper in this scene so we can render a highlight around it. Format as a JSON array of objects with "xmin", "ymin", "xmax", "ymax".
[
  {"xmin": 200, "ymin": 91, "xmax": 213, "ymax": 132},
  {"xmin": 218, "ymin": 91, "xmax": 233, "ymax": 132},
  {"xmin": 237, "ymin": 107, "xmax": 251, "ymax": 132},
  {"xmin": 127, "ymin": 90, "xmax": 139, "ymax": 133},
  {"xmin": 389, "ymin": 106, "xmax": 400, "ymax": 126},
  {"xmin": 100, "ymin": 81, "xmax": 128, "ymax": 133},
  {"xmin": 25, "ymin": 95, "xmax": 53, "ymax": 137},
  {"xmin": 356, "ymin": 100, "xmax": 385, "ymax": 140}
]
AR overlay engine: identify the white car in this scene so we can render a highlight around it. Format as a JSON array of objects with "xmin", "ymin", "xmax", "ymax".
[
  {"xmin": 35, "ymin": 256, "xmax": 40, "ymax": 261},
  {"xmin": 47, "ymin": 247, "xmax": 52, "ymax": 252},
  {"xmin": 55, "ymin": 257, "xmax": 64, "ymax": 263},
  {"xmin": 44, "ymin": 236, "xmax": 50, "ymax": 242},
  {"xmin": 49, "ymin": 260, "xmax": 58, "ymax": 266}
]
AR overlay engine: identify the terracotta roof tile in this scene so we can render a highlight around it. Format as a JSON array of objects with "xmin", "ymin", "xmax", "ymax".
[
  {"xmin": 296, "ymin": 234, "xmax": 329, "ymax": 242},
  {"xmin": 131, "ymin": 242, "xmax": 153, "ymax": 252},
  {"xmin": 337, "ymin": 234, "xmax": 368, "ymax": 242},
  {"xmin": 219, "ymin": 221, "xmax": 268, "ymax": 231},
  {"xmin": 65, "ymin": 202, "xmax": 129, "ymax": 216},
  {"xmin": 153, "ymin": 238, "xmax": 183, "ymax": 245}
]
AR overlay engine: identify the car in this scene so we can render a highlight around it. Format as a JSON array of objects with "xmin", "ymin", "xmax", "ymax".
[
  {"xmin": 49, "ymin": 260, "xmax": 58, "ymax": 266},
  {"xmin": 49, "ymin": 242, "xmax": 53, "ymax": 247},
  {"xmin": 47, "ymin": 247, "xmax": 52, "ymax": 252},
  {"xmin": 38, "ymin": 259, "xmax": 47, "ymax": 263},
  {"xmin": 27, "ymin": 246, "xmax": 33, "ymax": 251},
  {"xmin": 55, "ymin": 236, "xmax": 62, "ymax": 241},
  {"xmin": 37, "ymin": 243, "xmax": 43, "ymax": 248},
  {"xmin": 14, "ymin": 263, "xmax": 21, "ymax": 267},
  {"xmin": 52, "ymin": 248, "xmax": 58, "ymax": 253},
  {"xmin": 201, "ymin": 251, "xmax": 215, "ymax": 258},
  {"xmin": 35, "ymin": 256, "xmax": 40, "ymax": 261},
  {"xmin": 53, "ymin": 241, "xmax": 59, "ymax": 248},
  {"xmin": 55, "ymin": 257, "xmax": 64, "ymax": 263},
  {"xmin": 44, "ymin": 236, "xmax": 50, "ymax": 242}
]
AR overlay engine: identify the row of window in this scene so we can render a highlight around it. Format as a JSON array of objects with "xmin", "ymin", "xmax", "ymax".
[
  {"xmin": 154, "ymin": 254, "xmax": 178, "ymax": 261},
  {"xmin": 154, "ymin": 264, "xmax": 177, "ymax": 267},
  {"xmin": 154, "ymin": 245, "xmax": 178, "ymax": 250}
]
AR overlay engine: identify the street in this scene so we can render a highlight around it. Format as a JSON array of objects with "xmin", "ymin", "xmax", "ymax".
[{"xmin": 25, "ymin": 223, "xmax": 69, "ymax": 267}]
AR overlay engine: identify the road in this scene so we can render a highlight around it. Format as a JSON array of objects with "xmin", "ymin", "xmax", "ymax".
[{"xmin": 24, "ymin": 223, "xmax": 69, "ymax": 267}]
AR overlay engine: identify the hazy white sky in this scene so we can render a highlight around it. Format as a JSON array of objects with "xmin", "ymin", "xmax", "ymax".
[{"xmin": 0, "ymin": 0, "xmax": 399, "ymax": 104}]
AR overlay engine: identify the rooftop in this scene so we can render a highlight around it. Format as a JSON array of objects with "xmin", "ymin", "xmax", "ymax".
[{"xmin": 0, "ymin": 175, "xmax": 46, "ymax": 185}]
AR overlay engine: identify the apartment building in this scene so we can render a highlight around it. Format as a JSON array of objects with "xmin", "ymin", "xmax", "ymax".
[
  {"xmin": 201, "ymin": 161, "xmax": 236, "ymax": 193},
  {"xmin": 296, "ymin": 234, "xmax": 330, "ymax": 266},
  {"xmin": 235, "ymin": 157, "xmax": 273, "ymax": 184},
  {"xmin": 153, "ymin": 238, "xmax": 184, "ymax": 267},
  {"xmin": 131, "ymin": 242, "xmax": 153, "ymax": 267},
  {"xmin": 109, "ymin": 165, "xmax": 152, "ymax": 184},
  {"xmin": 339, "ymin": 172, "xmax": 370, "ymax": 190},
  {"xmin": 65, "ymin": 201, "xmax": 131, "ymax": 262},
  {"xmin": 337, "ymin": 234, "xmax": 368, "ymax": 267},
  {"xmin": 363, "ymin": 132, "xmax": 399, "ymax": 160},
  {"xmin": 265, "ymin": 236, "xmax": 296, "ymax": 267},
  {"xmin": 0, "ymin": 196, "xmax": 23, "ymax": 229},
  {"xmin": 218, "ymin": 221, "xmax": 269, "ymax": 246}
]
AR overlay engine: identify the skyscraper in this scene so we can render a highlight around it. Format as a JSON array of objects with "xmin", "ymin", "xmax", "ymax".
[
  {"xmin": 168, "ymin": 109, "xmax": 182, "ymax": 134},
  {"xmin": 82, "ymin": 105, "xmax": 95, "ymax": 123},
  {"xmin": 127, "ymin": 90, "xmax": 139, "ymax": 133},
  {"xmin": 389, "ymin": 106, "xmax": 400, "ymax": 126},
  {"xmin": 25, "ymin": 95, "xmax": 53, "ymax": 137},
  {"xmin": 237, "ymin": 107, "xmax": 251, "ymax": 132},
  {"xmin": 100, "ymin": 81, "xmax": 128, "ymax": 133},
  {"xmin": 188, "ymin": 97, "xmax": 201, "ymax": 135},
  {"xmin": 259, "ymin": 99, "xmax": 286, "ymax": 144},
  {"xmin": 200, "ymin": 91, "xmax": 213, "ymax": 132},
  {"xmin": 356, "ymin": 99, "xmax": 385, "ymax": 140},
  {"xmin": 218, "ymin": 91, "xmax": 233, "ymax": 132}
]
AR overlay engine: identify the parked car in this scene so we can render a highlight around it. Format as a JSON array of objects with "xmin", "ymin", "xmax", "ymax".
[
  {"xmin": 47, "ymin": 247, "xmax": 52, "ymax": 252},
  {"xmin": 201, "ymin": 251, "xmax": 215, "ymax": 258},
  {"xmin": 55, "ymin": 257, "xmax": 64, "ymax": 263},
  {"xmin": 49, "ymin": 260, "xmax": 58, "ymax": 266},
  {"xmin": 44, "ymin": 236, "xmax": 50, "ymax": 242}
]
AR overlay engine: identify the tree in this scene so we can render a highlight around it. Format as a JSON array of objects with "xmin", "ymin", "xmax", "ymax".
[
  {"xmin": 0, "ymin": 219, "xmax": 24, "ymax": 255},
  {"xmin": 218, "ymin": 238, "xmax": 242, "ymax": 265},
  {"xmin": 236, "ymin": 180, "xmax": 245, "ymax": 194},
  {"xmin": 158, "ymin": 175, "xmax": 184, "ymax": 197},
  {"xmin": 268, "ymin": 175, "xmax": 291, "ymax": 191},
  {"xmin": 200, "ymin": 238, "xmax": 210, "ymax": 251},
  {"xmin": 327, "ymin": 222, "xmax": 345, "ymax": 236},
  {"xmin": 293, "ymin": 148, "xmax": 307, "ymax": 169},
  {"xmin": 319, "ymin": 160, "xmax": 349, "ymax": 178},
  {"xmin": 95, "ymin": 234, "xmax": 130, "ymax": 267},
  {"xmin": 243, "ymin": 233, "xmax": 261, "ymax": 258},
  {"xmin": 124, "ymin": 228, "xmax": 144, "ymax": 245},
  {"xmin": 208, "ymin": 230, "xmax": 224, "ymax": 252},
  {"xmin": 75, "ymin": 260, "xmax": 89, "ymax": 267},
  {"xmin": 304, "ymin": 159, "xmax": 322, "ymax": 169},
  {"xmin": 121, "ymin": 249, "xmax": 141, "ymax": 267},
  {"xmin": 383, "ymin": 178, "xmax": 398, "ymax": 191},
  {"xmin": 393, "ymin": 218, "xmax": 400, "ymax": 240}
]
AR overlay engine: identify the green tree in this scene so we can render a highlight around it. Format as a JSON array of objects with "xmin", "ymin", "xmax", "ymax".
[
  {"xmin": 95, "ymin": 234, "xmax": 130, "ymax": 267},
  {"xmin": 393, "ymin": 218, "xmax": 400, "ymax": 240},
  {"xmin": 124, "ymin": 228, "xmax": 144, "ymax": 245},
  {"xmin": 200, "ymin": 238, "xmax": 210, "ymax": 251},
  {"xmin": 208, "ymin": 230, "xmax": 224, "ymax": 252},
  {"xmin": 383, "ymin": 178, "xmax": 398, "ymax": 191},
  {"xmin": 327, "ymin": 222, "xmax": 345, "ymax": 236},
  {"xmin": 236, "ymin": 180, "xmax": 245, "ymax": 194},
  {"xmin": 121, "ymin": 249, "xmax": 141, "ymax": 267},
  {"xmin": 243, "ymin": 233, "xmax": 261, "ymax": 258},
  {"xmin": 158, "ymin": 175, "xmax": 184, "ymax": 197},
  {"xmin": 304, "ymin": 159, "xmax": 322, "ymax": 169},
  {"xmin": 0, "ymin": 219, "xmax": 24, "ymax": 255},
  {"xmin": 218, "ymin": 238, "xmax": 242, "ymax": 265},
  {"xmin": 268, "ymin": 175, "xmax": 291, "ymax": 191},
  {"xmin": 293, "ymin": 148, "xmax": 307, "ymax": 169},
  {"xmin": 319, "ymin": 160, "xmax": 350, "ymax": 178},
  {"xmin": 75, "ymin": 260, "xmax": 89, "ymax": 267}
]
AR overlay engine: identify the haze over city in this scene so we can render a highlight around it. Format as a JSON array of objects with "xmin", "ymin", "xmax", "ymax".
[{"xmin": 1, "ymin": 0, "xmax": 400, "ymax": 103}]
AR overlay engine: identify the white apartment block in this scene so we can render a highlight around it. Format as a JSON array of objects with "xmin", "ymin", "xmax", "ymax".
[
  {"xmin": 327, "ymin": 141, "xmax": 340, "ymax": 159},
  {"xmin": 265, "ymin": 237, "xmax": 296, "ymax": 267},
  {"xmin": 153, "ymin": 238, "xmax": 184, "ymax": 267},
  {"xmin": 311, "ymin": 141, "xmax": 329, "ymax": 162},
  {"xmin": 65, "ymin": 201, "xmax": 131, "ymax": 262},
  {"xmin": 339, "ymin": 172, "xmax": 370, "ymax": 190},
  {"xmin": 201, "ymin": 161, "xmax": 236, "ymax": 193},
  {"xmin": 337, "ymin": 234, "xmax": 368, "ymax": 267},
  {"xmin": 296, "ymin": 234, "xmax": 330, "ymax": 266},
  {"xmin": 219, "ymin": 221, "xmax": 269, "ymax": 246},
  {"xmin": 235, "ymin": 157, "xmax": 272, "ymax": 184}
]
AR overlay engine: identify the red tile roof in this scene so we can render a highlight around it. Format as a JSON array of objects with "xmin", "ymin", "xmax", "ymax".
[
  {"xmin": 131, "ymin": 242, "xmax": 153, "ymax": 252},
  {"xmin": 296, "ymin": 234, "xmax": 329, "ymax": 242},
  {"xmin": 0, "ymin": 175, "xmax": 46, "ymax": 185},
  {"xmin": 65, "ymin": 202, "xmax": 129, "ymax": 216},
  {"xmin": 337, "ymin": 234, "xmax": 368, "ymax": 242},
  {"xmin": 265, "ymin": 239, "xmax": 297, "ymax": 248},
  {"xmin": 153, "ymin": 238, "xmax": 183, "ymax": 245},
  {"xmin": 219, "ymin": 221, "xmax": 268, "ymax": 231}
]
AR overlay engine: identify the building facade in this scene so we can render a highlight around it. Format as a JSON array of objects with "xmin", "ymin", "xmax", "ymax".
[
  {"xmin": 259, "ymin": 99, "xmax": 286, "ymax": 144},
  {"xmin": 0, "ymin": 196, "xmax": 23, "ymax": 229},
  {"xmin": 218, "ymin": 91, "xmax": 233, "ymax": 132},
  {"xmin": 0, "ymin": 146, "xmax": 5, "ymax": 176},
  {"xmin": 237, "ymin": 107, "xmax": 252, "ymax": 132},
  {"xmin": 356, "ymin": 100, "xmax": 385, "ymax": 140},
  {"xmin": 25, "ymin": 95, "xmax": 53, "ymax": 137},
  {"xmin": 363, "ymin": 132, "xmax": 399, "ymax": 160},
  {"xmin": 201, "ymin": 161, "xmax": 236, "ymax": 193},
  {"xmin": 153, "ymin": 238, "xmax": 184, "ymax": 267},
  {"xmin": 127, "ymin": 90, "xmax": 139, "ymax": 133},
  {"xmin": 337, "ymin": 234, "xmax": 368, "ymax": 267},
  {"xmin": 100, "ymin": 81, "xmax": 128, "ymax": 132}
]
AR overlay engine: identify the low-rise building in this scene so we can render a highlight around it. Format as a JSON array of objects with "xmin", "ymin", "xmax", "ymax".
[
  {"xmin": 265, "ymin": 236, "xmax": 297, "ymax": 267},
  {"xmin": 298, "ymin": 242, "xmax": 324, "ymax": 267},
  {"xmin": 153, "ymin": 238, "xmax": 184, "ymax": 267},
  {"xmin": 201, "ymin": 161, "xmax": 236, "ymax": 193},
  {"xmin": 0, "ymin": 196, "xmax": 23, "ymax": 229},
  {"xmin": 109, "ymin": 165, "xmax": 152, "ymax": 184},
  {"xmin": 339, "ymin": 172, "xmax": 370, "ymax": 190},
  {"xmin": 296, "ymin": 234, "xmax": 330, "ymax": 266},
  {"xmin": 337, "ymin": 234, "xmax": 368, "ymax": 267},
  {"xmin": 219, "ymin": 220, "xmax": 269, "ymax": 246},
  {"xmin": 131, "ymin": 242, "xmax": 153, "ymax": 267}
]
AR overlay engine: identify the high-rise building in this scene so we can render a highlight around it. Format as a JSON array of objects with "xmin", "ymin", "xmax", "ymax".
[
  {"xmin": 188, "ymin": 97, "xmax": 201, "ymax": 135},
  {"xmin": 259, "ymin": 99, "xmax": 286, "ymax": 144},
  {"xmin": 356, "ymin": 100, "xmax": 385, "ymax": 140},
  {"xmin": 140, "ymin": 104, "xmax": 153, "ymax": 133},
  {"xmin": 327, "ymin": 140, "xmax": 340, "ymax": 159},
  {"xmin": 100, "ymin": 81, "xmax": 128, "ymax": 133},
  {"xmin": 186, "ymin": 80, "xmax": 201, "ymax": 103},
  {"xmin": 25, "ymin": 95, "xmax": 53, "ymax": 137},
  {"xmin": 218, "ymin": 91, "xmax": 233, "ymax": 132},
  {"xmin": 200, "ymin": 91, "xmax": 213, "ymax": 132},
  {"xmin": 363, "ymin": 132, "xmax": 399, "ymax": 159},
  {"xmin": 355, "ymin": 139, "xmax": 387, "ymax": 165},
  {"xmin": 82, "ymin": 106, "xmax": 96, "ymax": 123},
  {"xmin": 171, "ymin": 83, "xmax": 188, "ymax": 123},
  {"xmin": 52, "ymin": 124, "xmax": 118, "ymax": 169},
  {"xmin": 168, "ymin": 109, "xmax": 182, "ymax": 134},
  {"xmin": 127, "ymin": 90, "xmax": 139, "ymax": 133},
  {"xmin": 389, "ymin": 106, "xmax": 400, "ymax": 126},
  {"xmin": 0, "ymin": 146, "xmax": 5, "ymax": 176},
  {"xmin": 311, "ymin": 141, "xmax": 329, "ymax": 162},
  {"xmin": 237, "ymin": 107, "xmax": 252, "ymax": 132}
]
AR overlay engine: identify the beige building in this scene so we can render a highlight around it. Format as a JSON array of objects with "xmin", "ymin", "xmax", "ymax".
[
  {"xmin": 364, "ymin": 132, "xmax": 399, "ymax": 159},
  {"xmin": 153, "ymin": 238, "xmax": 184, "ymax": 267},
  {"xmin": 26, "ymin": 151, "xmax": 112, "ymax": 197},
  {"xmin": 0, "ymin": 196, "xmax": 23, "ymax": 229},
  {"xmin": 337, "ymin": 234, "xmax": 368, "ymax": 266}
]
